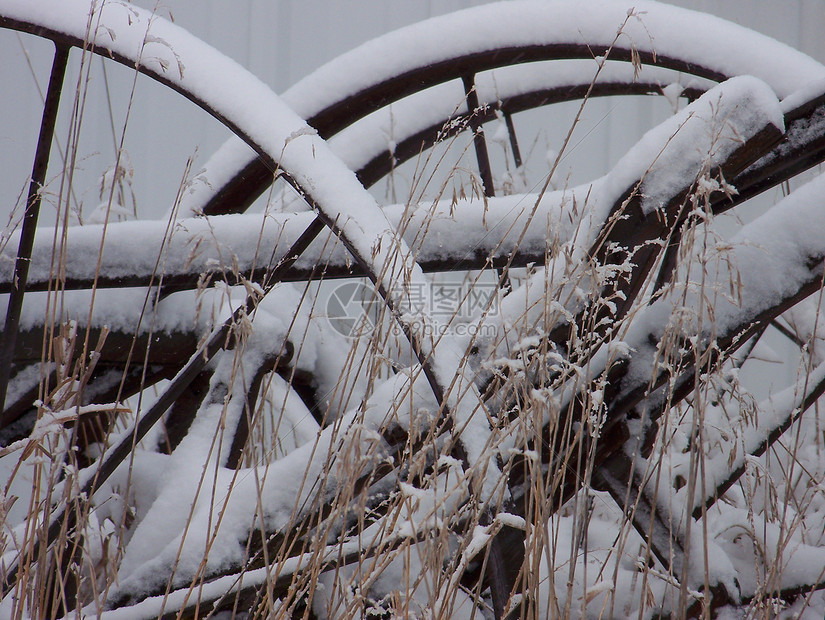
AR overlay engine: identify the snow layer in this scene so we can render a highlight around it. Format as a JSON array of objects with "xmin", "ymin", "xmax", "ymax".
[
  {"xmin": 607, "ymin": 75, "xmax": 783, "ymax": 214},
  {"xmin": 285, "ymin": 0, "xmax": 824, "ymax": 109},
  {"xmin": 0, "ymin": 191, "xmax": 576, "ymax": 291}
]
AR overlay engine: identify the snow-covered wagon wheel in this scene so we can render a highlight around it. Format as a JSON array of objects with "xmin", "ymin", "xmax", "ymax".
[{"xmin": 3, "ymin": 1, "xmax": 825, "ymax": 618}]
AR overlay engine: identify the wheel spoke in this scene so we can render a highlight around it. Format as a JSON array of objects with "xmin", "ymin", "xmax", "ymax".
[
  {"xmin": 0, "ymin": 44, "xmax": 69, "ymax": 413},
  {"xmin": 462, "ymin": 73, "xmax": 495, "ymax": 198},
  {"xmin": 503, "ymin": 110, "xmax": 523, "ymax": 169}
]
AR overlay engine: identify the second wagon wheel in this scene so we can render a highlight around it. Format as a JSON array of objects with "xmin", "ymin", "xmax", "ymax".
[{"xmin": 3, "ymin": 1, "xmax": 825, "ymax": 618}]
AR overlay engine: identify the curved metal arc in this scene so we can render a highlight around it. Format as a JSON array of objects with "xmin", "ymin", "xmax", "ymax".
[
  {"xmin": 355, "ymin": 80, "xmax": 707, "ymax": 188},
  {"xmin": 200, "ymin": 46, "xmax": 729, "ymax": 217},
  {"xmin": 195, "ymin": 0, "xmax": 825, "ymax": 220},
  {"xmin": 307, "ymin": 44, "xmax": 727, "ymax": 139}
]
